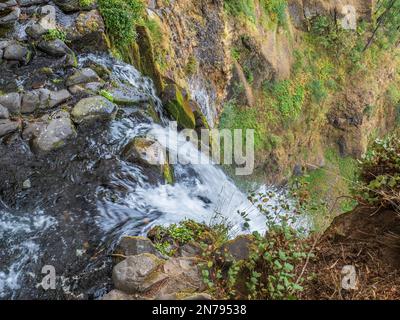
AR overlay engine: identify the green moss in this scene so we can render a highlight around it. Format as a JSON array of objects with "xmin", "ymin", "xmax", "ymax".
[
  {"xmin": 162, "ymin": 162, "xmax": 174, "ymax": 185},
  {"xmin": 165, "ymin": 85, "xmax": 196, "ymax": 129},
  {"xmin": 98, "ymin": 0, "xmax": 145, "ymax": 47}
]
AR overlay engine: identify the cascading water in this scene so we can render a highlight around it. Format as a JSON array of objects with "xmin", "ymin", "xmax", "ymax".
[{"xmin": 0, "ymin": 54, "xmax": 293, "ymax": 299}]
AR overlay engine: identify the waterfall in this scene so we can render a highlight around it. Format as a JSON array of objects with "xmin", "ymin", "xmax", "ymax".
[{"xmin": 0, "ymin": 54, "xmax": 293, "ymax": 299}]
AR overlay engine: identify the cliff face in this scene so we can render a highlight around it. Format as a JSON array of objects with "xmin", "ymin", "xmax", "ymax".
[{"xmin": 142, "ymin": 0, "xmax": 398, "ymax": 184}]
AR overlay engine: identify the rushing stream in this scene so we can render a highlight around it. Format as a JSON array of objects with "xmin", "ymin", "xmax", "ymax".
[{"xmin": 0, "ymin": 54, "xmax": 292, "ymax": 300}]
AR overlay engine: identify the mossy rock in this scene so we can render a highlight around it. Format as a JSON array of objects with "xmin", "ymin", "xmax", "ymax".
[
  {"xmin": 162, "ymin": 84, "xmax": 196, "ymax": 129},
  {"xmin": 136, "ymin": 25, "xmax": 164, "ymax": 95}
]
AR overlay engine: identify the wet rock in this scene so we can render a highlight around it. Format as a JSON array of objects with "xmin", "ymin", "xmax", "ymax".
[
  {"xmin": 0, "ymin": 104, "xmax": 9, "ymax": 119},
  {"xmin": 0, "ymin": 1, "xmax": 17, "ymax": 9},
  {"xmin": 122, "ymin": 137, "xmax": 166, "ymax": 166},
  {"xmin": 189, "ymin": 100, "xmax": 210, "ymax": 130},
  {"xmin": 32, "ymin": 116, "xmax": 77, "ymax": 152},
  {"xmin": 72, "ymin": 9, "xmax": 108, "ymax": 52},
  {"xmin": 0, "ymin": 92, "xmax": 21, "ymax": 114},
  {"xmin": 48, "ymin": 89, "xmax": 71, "ymax": 108},
  {"xmin": 178, "ymin": 242, "xmax": 203, "ymax": 258},
  {"xmin": 68, "ymin": 82, "xmax": 103, "ymax": 95},
  {"xmin": 66, "ymin": 68, "xmax": 100, "ymax": 87},
  {"xmin": 22, "ymin": 121, "xmax": 45, "ymax": 140},
  {"xmin": 22, "ymin": 179, "xmax": 31, "ymax": 189},
  {"xmin": 0, "ymin": 7, "xmax": 20, "ymax": 25},
  {"xmin": 71, "ymin": 96, "xmax": 118, "ymax": 124},
  {"xmin": 112, "ymin": 254, "xmax": 164, "ymax": 294},
  {"xmin": 0, "ymin": 119, "xmax": 19, "ymax": 137},
  {"xmin": 3, "ymin": 43, "xmax": 31, "ymax": 63},
  {"xmin": 38, "ymin": 39, "xmax": 71, "ymax": 57},
  {"xmin": 162, "ymin": 84, "xmax": 195, "ymax": 129},
  {"xmin": 136, "ymin": 25, "xmax": 164, "ymax": 95},
  {"xmin": 21, "ymin": 91, "xmax": 40, "ymax": 114},
  {"xmin": 115, "ymin": 236, "xmax": 165, "ymax": 260},
  {"xmin": 25, "ymin": 23, "xmax": 47, "ymax": 39},
  {"xmin": 219, "ymin": 235, "xmax": 253, "ymax": 261},
  {"xmin": 108, "ymin": 86, "xmax": 148, "ymax": 105},
  {"xmin": 18, "ymin": 0, "xmax": 48, "ymax": 6}
]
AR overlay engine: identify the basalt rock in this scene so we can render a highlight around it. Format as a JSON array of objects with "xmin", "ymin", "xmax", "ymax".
[
  {"xmin": 0, "ymin": 119, "xmax": 19, "ymax": 137},
  {"xmin": 32, "ymin": 115, "xmax": 77, "ymax": 152},
  {"xmin": 71, "ymin": 95, "xmax": 118, "ymax": 124},
  {"xmin": 66, "ymin": 68, "xmax": 101, "ymax": 87}
]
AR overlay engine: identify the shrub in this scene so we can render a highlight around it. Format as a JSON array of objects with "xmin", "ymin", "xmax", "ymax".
[
  {"xmin": 354, "ymin": 131, "xmax": 400, "ymax": 209},
  {"xmin": 98, "ymin": 0, "xmax": 145, "ymax": 47}
]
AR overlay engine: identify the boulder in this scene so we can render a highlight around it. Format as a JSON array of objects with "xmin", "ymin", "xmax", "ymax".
[
  {"xmin": 0, "ymin": 7, "xmax": 20, "ymax": 25},
  {"xmin": 66, "ymin": 68, "xmax": 101, "ymax": 87},
  {"xmin": 25, "ymin": 23, "xmax": 47, "ymax": 39},
  {"xmin": 48, "ymin": 89, "xmax": 71, "ymax": 108},
  {"xmin": 162, "ymin": 84, "xmax": 195, "ymax": 129},
  {"xmin": 219, "ymin": 235, "xmax": 253, "ymax": 261},
  {"xmin": 3, "ymin": 43, "xmax": 31, "ymax": 63},
  {"xmin": 108, "ymin": 86, "xmax": 149, "ymax": 105},
  {"xmin": 0, "ymin": 104, "xmax": 9, "ymax": 119},
  {"xmin": 0, "ymin": 1, "xmax": 17, "ymax": 9},
  {"xmin": 112, "ymin": 254, "xmax": 165, "ymax": 294},
  {"xmin": 0, "ymin": 119, "xmax": 19, "ymax": 137},
  {"xmin": 114, "ymin": 236, "xmax": 165, "ymax": 260},
  {"xmin": 32, "ymin": 116, "xmax": 77, "ymax": 152},
  {"xmin": 71, "ymin": 96, "xmax": 118, "ymax": 123},
  {"xmin": 38, "ymin": 39, "xmax": 71, "ymax": 57},
  {"xmin": 21, "ymin": 91, "xmax": 40, "ymax": 114},
  {"xmin": 0, "ymin": 92, "xmax": 21, "ymax": 114},
  {"xmin": 121, "ymin": 137, "xmax": 166, "ymax": 166},
  {"xmin": 71, "ymin": 9, "xmax": 108, "ymax": 51}
]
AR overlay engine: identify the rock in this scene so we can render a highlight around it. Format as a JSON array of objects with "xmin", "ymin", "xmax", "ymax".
[
  {"xmin": 178, "ymin": 242, "xmax": 203, "ymax": 258},
  {"xmin": 38, "ymin": 39, "xmax": 71, "ymax": 57},
  {"xmin": 219, "ymin": 235, "xmax": 253, "ymax": 261},
  {"xmin": 66, "ymin": 68, "xmax": 101, "ymax": 87},
  {"xmin": 0, "ymin": 92, "xmax": 21, "ymax": 114},
  {"xmin": 0, "ymin": 1, "xmax": 17, "ymax": 9},
  {"xmin": 54, "ymin": 0, "xmax": 91, "ymax": 12},
  {"xmin": 136, "ymin": 25, "xmax": 164, "ymax": 95},
  {"xmin": 3, "ymin": 43, "xmax": 31, "ymax": 63},
  {"xmin": 22, "ymin": 179, "xmax": 31, "ymax": 189},
  {"xmin": 112, "ymin": 254, "xmax": 165, "ymax": 294},
  {"xmin": 0, "ymin": 118, "xmax": 19, "ymax": 135},
  {"xmin": 25, "ymin": 23, "xmax": 47, "ymax": 39},
  {"xmin": 183, "ymin": 293, "xmax": 213, "ymax": 300},
  {"xmin": 71, "ymin": 96, "xmax": 118, "ymax": 124},
  {"xmin": 189, "ymin": 100, "xmax": 210, "ymax": 130},
  {"xmin": 33, "ymin": 116, "xmax": 77, "ymax": 152},
  {"xmin": 72, "ymin": 9, "xmax": 108, "ymax": 52},
  {"xmin": 48, "ymin": 89, "xmax": 71, "ymax": 108},
  {"xmin": 0, "ymin": 119, "xmax": 19, "ymax": 137},
  {"xmin": 153, "ymin": 257, "xmax": 205, "ymax": 298},
  {"xmin": 101, "ymin": 290, "xmax": 138, "ymax": 301},
  {"xmin": 22, "ymin": 121, "xmax": 45, "ymax": 140},
  {"xmin": 38, "ymin": 5, "xmax": 56, "ymax": 30},
  {"xmin": 115, "ymin": 236, "xmax": 165, "ymax": 260},
  {"xmin": 108, "ymin": 86, "xmax": 149, "ymax": 105},
  {"xmin": 122, "ymin": 137, "xmax": 166, "ymax": 166},
  {"xmin": 21, "ymin": 91, "xmax": 40, "ymax": 114},
  {"xmin": 0, "ymin": 7, "xmax": 20, "ymax": 25},
  {"xmin": 162, "ymin": 84, "xmax": 195, "ymax": 129},
  {"xmin": 0, "ymin": 104, "xmax": 9, "ymax": 119}
]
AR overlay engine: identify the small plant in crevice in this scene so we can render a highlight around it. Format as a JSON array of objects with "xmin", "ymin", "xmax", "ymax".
[{"xmin": 199, "ymin": 191, "xmax": 311, "ymax": 300}]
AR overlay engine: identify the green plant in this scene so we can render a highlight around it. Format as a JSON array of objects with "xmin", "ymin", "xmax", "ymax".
[
  {"xmin": 43, "ymin": 28, "xmax": 67, "ymax": 42},
  {"xmin": 260, "ymin": 0, "xmax": 288, "ymax": 27},
  {"xmin": 224, "ymin": 0, "xmax": 256, "ymax": 23},
  {"xmin": 200, "ymin": 191, "xmax": 310, "ymax": 300},
  {"xmin": 99, "ymin": 89, "xmax": 114, "ymax": 102},
  {"xmin": 79, "ymin": 0, "xmax": 95, "ymax": 8},
  {"xmin": 98, "ymin": 0, "xmax": 145, "ymax": 47},
  {"xmin": 354, "ymin": 131, "xmax": 400, "ymax": 209}
]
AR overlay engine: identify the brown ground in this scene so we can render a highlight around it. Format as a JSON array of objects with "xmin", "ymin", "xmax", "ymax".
[{"xmin": 302, "ymin": 206, "xmax": 400, "ymax": 300}]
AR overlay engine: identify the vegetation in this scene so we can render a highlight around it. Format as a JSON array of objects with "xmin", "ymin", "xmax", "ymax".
[
  {"xmin": 43, "ymin": 28, "xmax": 67, "ymax": 42},
  {"xmin": 354, "ymin": 131, "xmax": 400, "ymax": 210},
  {"xmin": 199, "ymin": 192, "xmax": 310, "ymax": 300},
  {"xmin": 98, "ymin": 0, "xmax": 145, "ymax": 47}
]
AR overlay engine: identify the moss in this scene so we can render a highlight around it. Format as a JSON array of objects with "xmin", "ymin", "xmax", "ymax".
[
  {"xmin": 136, "ymin": 26, "xmax": 164, "ymax": 95},
  {"xmin": 164, "ymin": 84, "xmax": 196, "ymax": 129},
  {"xmin": 162, "ymin": 162, "xmax": 174, "ymax": 185}
]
